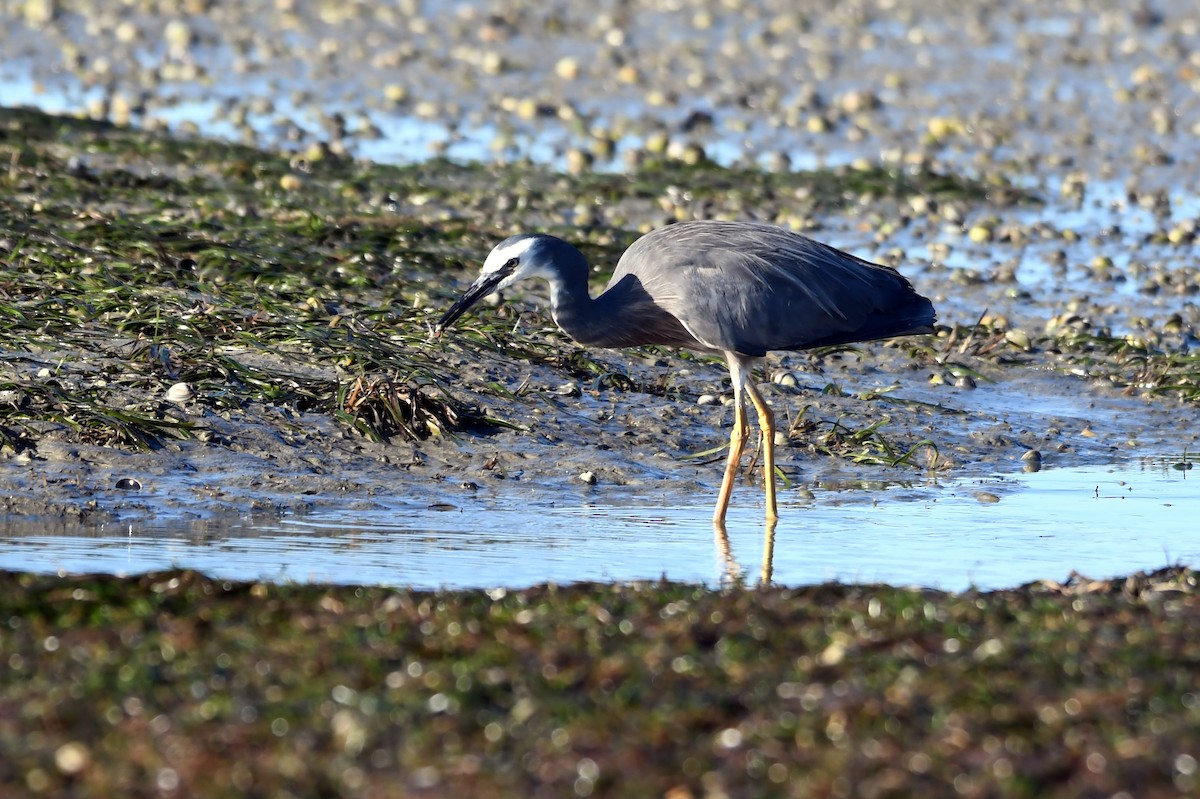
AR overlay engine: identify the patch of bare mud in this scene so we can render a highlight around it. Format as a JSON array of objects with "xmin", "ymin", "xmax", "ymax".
[{"xmin": 2, "ymin": 338, "xmax": 1194, "ymax": 525}]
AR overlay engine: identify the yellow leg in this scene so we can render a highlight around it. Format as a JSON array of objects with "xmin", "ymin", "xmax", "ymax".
[
  {"xmin": 713, "ymin": 393, "xmax": 748, "ymax": 525},
  {"xmin": 744, "ymin": 379, "xmax": 778, "ymax": 522}
]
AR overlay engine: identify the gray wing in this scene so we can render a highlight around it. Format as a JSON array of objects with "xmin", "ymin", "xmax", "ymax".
[{"xmin": 610, "ymin": 220, "xmax": 936, "ymax": 356}]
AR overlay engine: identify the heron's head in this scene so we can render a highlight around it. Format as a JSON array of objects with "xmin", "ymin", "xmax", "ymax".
[{"xmin": 434, "ymin": 234, "xmax": 558, "ymax": 333}]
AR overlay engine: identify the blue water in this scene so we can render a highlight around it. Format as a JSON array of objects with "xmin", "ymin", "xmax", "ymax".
[
  {"xmin": 1, "ymin": 460, "xmax": 1195, "ymax": 590},
  {"xmin": 0, "ymin": 70, "xmax": 832, "ymax": 170}
]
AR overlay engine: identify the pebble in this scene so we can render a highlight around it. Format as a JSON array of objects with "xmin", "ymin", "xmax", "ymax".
[
  {"xmin": 565, "ymin": 149, "xmax": 592, "ymax": 175},
  {"xmin": 555, "ymin": 56, "xmax": 580, "ymax": 80},
  {"xmin": 54, "ymin": 742, "xmax": 91, "ymax": 775},
  {"xmin": 967, "ymin": 225, "xmax": 994, "ymax": 244},
  {"xmin": 926, "ymin": 116, "xmax": 963, "ymax": 140},
  {"xmin": 1004, "ymin": 330, "xmax": 1032, "ymax": 351},
  {"xmin": 164, "ymin": 20, "xmax": 192, "ymax": 58},
  {"xmin": 578, "ymin": 471, "xmax": 598, "ymax": 485},
  {"xmin": 23, "ymin": 0, "xmax": 55, "ymax": 26}
]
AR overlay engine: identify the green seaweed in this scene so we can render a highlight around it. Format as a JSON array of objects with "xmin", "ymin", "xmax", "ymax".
[
  {"xmin": 3, "ymin": 106, "xmax": 993, "ymax": 456},
  {"xmin": 0, "ymin": 566, "xmax": 1195, "ymax": 797}
]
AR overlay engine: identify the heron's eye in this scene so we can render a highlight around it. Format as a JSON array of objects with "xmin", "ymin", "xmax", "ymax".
[{"xmin": 504, "ymin": 258, "xmax": 519, "ymax": 269}]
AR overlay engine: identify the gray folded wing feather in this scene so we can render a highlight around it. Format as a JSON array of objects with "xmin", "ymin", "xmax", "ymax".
[{"xmin": 609, "ymin": 221, "xmax": 935, "ymax": 357}]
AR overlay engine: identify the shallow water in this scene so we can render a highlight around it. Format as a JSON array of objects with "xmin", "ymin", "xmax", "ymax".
[
  {"xmin": 2, "ymin": 458, "xmax": 1195, "ymax": 591},
  {"xmin": 0, "ymin": 71, "xmax": 829, "ymax": 171}
]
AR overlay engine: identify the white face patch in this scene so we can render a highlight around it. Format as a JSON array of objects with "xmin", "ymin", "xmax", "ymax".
[
  {"xmin": 478, "ymin": 236, "xmax": 544, "ymax": 292},
  {"xmin": 482, "ymin": 237, "xmax": 537, "ymax": 275}
]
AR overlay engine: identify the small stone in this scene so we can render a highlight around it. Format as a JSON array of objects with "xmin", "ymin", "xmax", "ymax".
[
  {"xmin": 579, "ymin": 471, "xmax": 598, "ymax": 485},
  {"xmin": 926, "ymin": 116, "xmax": 961, "ymax": 140},
  {"xmin": 975, "ymin": 492, "xmax": 1000, "ymax": 504},
  {"xmin": 1005, "ymin": 329, "xmax": 1031, "ymax": 350},
  {"xmin": 819, "ymin": 639, "xmax": 846, "ymax": 665},
  {"xmin": 565, "ymin": 149, "xmax": 593, "ymax": 175},
  {"xmin": 555, "ymin": 382, "xmax": 581, "ymax": 397},
  {"xmin": 115, "ymin": 20, "xmax": 139, "ymax": 43},
  {"xmin": 164, "ymin": 20, "xmax": 193, "ymax": 58},
  {"xmin": 481, "ymin": 52, "xmax": 506, "ymax": 75},
  {"xmin": 644, "ymin": 132, "xmax": 669, "ymax": 154},
  {"xmin": 1021, "ymin": 449, "xmax": 1043, "ymax": 472},
  {"xmin": 24, "ymin": 0, "xmax": 56, "ymax": 26},
  {"xmin": 514, "ymin": 98, "xmax": 538, "ymax": 120},
  {"xmin": 772, "ymin": 372, "xmax": 799, "ymax": 387},
  {"xmin": 555, "ymin": 56, "xmax": 580, "ymax": 80},
  {"xmin": 805, "ymin": 115, "xmax": 829, "ymax": 133},
  {"xmin": 383, "ymin": 84, "xmax": 408, "ymax": 104},
  {"xmin": 679, "ymin": 143, "xmax": 706, "ymax": 165},
  {"xmin": 967, "ymin": 225, "xmax": 994, "ymax": 243},
  {"xmin": 55, "ymin": 742, "xmax": 91, "ymax": 775},
  {"xmin": 697, "ymin": 394, "xmax": 720, "ymax": 406}
]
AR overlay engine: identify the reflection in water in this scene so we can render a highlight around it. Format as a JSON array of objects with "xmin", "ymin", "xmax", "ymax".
[
  {"xmin": 712, "ymin": 521, "xmax": 739, "ymax": 582},
  {"xmin": 713, "ymin": 517, "xmax": 779, "ymax": 586},
  {"xmin": 761, "ymin": 518, "xmax": 778, "ymax": 585}
]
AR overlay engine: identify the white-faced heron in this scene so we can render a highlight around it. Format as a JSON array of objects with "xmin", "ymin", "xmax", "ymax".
[{"xmin": 435, "ymin": 219, "xmax": 936, "ymax": 525}]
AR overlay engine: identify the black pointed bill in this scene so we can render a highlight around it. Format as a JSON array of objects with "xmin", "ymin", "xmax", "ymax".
[{"xmin": 434, "ymin": 270, "xmax": 508, "ymax": 334}]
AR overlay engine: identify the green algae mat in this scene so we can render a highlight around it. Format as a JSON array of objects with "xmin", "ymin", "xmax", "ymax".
[
  {"xmin": 0, "ymin": 105, "xmax": 999, "ymax": 457},
  {"xmin": 1, "ymin": 567, "xmax": 1197, "ymax": 798}
]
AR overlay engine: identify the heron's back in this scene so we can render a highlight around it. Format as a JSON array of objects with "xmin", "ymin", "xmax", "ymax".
[{"xmin": 608, "ymin": 220, "xmax": 936, "ymax": 356}]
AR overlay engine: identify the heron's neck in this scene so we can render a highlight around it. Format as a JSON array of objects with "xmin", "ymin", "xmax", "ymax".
[{"xmin": 541, "ymin": 251, "xmax": 611, "ymax": 347}]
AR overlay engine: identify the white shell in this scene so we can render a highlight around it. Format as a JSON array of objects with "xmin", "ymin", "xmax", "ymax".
[{"xmin": 166, "ymin": 382, "xmax": 195, "ymax": 403}]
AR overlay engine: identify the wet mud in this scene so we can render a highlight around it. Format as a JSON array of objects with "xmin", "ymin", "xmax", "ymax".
[{"xmin": 1, "ymin": 2, "xmax": 1199, "ymax": 525}]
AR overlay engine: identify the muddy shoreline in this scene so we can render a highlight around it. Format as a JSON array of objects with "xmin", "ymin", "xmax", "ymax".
[
  {"xmin": 2, "ymin": 1, "xmax": 1200, "ymax": 526},
  {"xmin": 1, "ymin": 107, "xmax": 1198, "ymax": 526}
]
